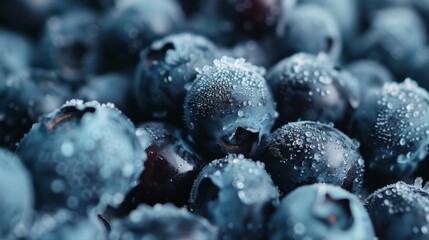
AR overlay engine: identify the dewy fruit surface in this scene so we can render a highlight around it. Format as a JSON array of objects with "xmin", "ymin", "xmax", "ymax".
[{"xmin": 1, "ymin": 1, "xmax": 429, "ymax": 239}]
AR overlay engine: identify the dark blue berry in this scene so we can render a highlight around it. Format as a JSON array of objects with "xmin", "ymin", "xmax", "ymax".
[
  {"xmin": 0, "ymin": 148, "xmax": 34, "ymax": 239},
  {"xmin": 414, "ymin": 1, "xmax": 429, "ymax": 32},
  {"xmin": 109, "ymin": 204, "xmax": 218, "ymax": 240},
  {"xmin": 359, "ymin": 0, "xmax": 411, "ymax": 24},
  {"xmin": 112, "ymin": 122, "xmax": 205, "ymax": 215},
  {"xmin": 346, "ymin": 59, "xmax": 395, "ymax": 94},
  {"xmin": 270, "ymin": 184, "xmax": 375, "ymax": 240},
  {"xmin": 94, "ymin": 0, "xmax": 184, "ymax": 73},
  {"xmin": 261, "ymin": 121, "xmax": 364, "ymax": 196},
  {"xmin": 35, "ymin": 8, "xmax": 99, "ymax": 84},
  {"xmin": 350, "ymin": 79, "xmax": 429, "ymax": 185},
  {"xmin": 76, "ymin": 73, "xmax": 131, "ymax": 115},
  {"xmin": 184, "ymin": 57, "xmax": 276, "ymax": 159},
  {"xmin": 0, "ymin": 0, "xmax": 77, "ymax": 35},
  {"xmin": 365, "ymin": 180, "xmax": 429, "ymax": 240},
  {"xmin": 215, "ymin": 0, "xmax": 283, "ymax": 38},
  {"xmin": 406, "ymin": 47, "xmax": 429, "ymax": 91},
  {"xmin": 190, "ymin": 154, "xmax": 279, "ymax": 239},
  {"xmin": 0, "ymin": 28, "xmax": 33, "ymax": 79},
  {"xmin": 28, "ymin": 209, "xmax": 105, "ymax": 240},
  {"xmin": 134, "ymin": 33, "xmax": 217, "ymax": 124},
  {"xmin": 229, "ymin": 40, "xmax": 273, "ymax": 68},
  {"xmin": 266, "ymin": 53, "xmax": 353, "ymax": 130},
  {"xmin": 277, "ymin": 4, "xmax": 342, "ymax": 59},
  {"xmin": 350, "ymin": 7, "xmax": 427, "ymax": 80},
  {"xmin": 0, "ymin": 70, "xmax": 71, "ymax": 150},
  {"xmin": 16, "ymin": 100, "xmax": 144, "ymax": 215},
  {"xmin": 340, "ymin": 60, "xmax": 394, "ymax": 110},
  {"xmin": 298, "ymin": 0, "xmax": 359, "ymax": 42},
  {"xmin": 177, "ymin": 0, "xmax": 204, "ymax": 16}
]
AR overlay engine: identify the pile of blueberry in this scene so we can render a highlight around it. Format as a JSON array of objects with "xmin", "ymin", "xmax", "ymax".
[{"xmin": 3, "ymin": 0, "xmax": 429, "ymax": 239}]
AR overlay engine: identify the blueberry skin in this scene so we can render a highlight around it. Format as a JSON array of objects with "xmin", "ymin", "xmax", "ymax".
[
  {"xmin": 297, "ymin": 0, "xmax": 359, "ymax": 42},
  {"xmin": 184, "ymin": 57, "xmax": 276, "ymax": 159},
  {"xmin": 177, "ymin": 0, "xmax": 204, "ymax": 16},
  {"xmin": 351, "ymin": 7, "xmax": 426, "ymax": 80},
  {"xmin": 0, "ymin": 0, "xmax": 77, "ymax": 36},
  {"xmin": 0, "ymin": 148, "xmax": 34, "ymax": 239},
  {"xmin": 28, "ymin": 209, "xmax": 105, "ymax": 240},
  {"xmin": 16, "ymin": 100, "xmax": 144, "ymax": 215},
  {"xmin": 365, "ymin": 180, "xmax": 429, "ymax": 240},
  {"xmin": 215, "ymin": 0, "xmax": 283, "ymax": 38},
  {"xmin": 0, "ymin": 28, "xmax": 33, "ymax": 79},
  {"xmin": 342, "ymin": 60, "xmax": 394, "ymax": 110},
  {"xmin": 190, "ymin": 154, "xmax": 280, "ymax": 240},
  {"xmin": 94, "ymin": 0, "xmax": 184, "ymax": 73},
  {"xmin": 414, "ymin": 1, "xmax": 429, "ymax": 32},
  {"xmin": 0, "ymin": 70, "xmax": 71, "ymax": 150},
  {"xmin": 277, "ymin": 4, "xmax": 342, "ymax": 60},
  {"xmin": 109, "ymin": 204, "xmax": 218, "ymax": 240},
  {"xmin": 113, "ymin": 122, "xmax": 206, "ymax": 215},
  {"xmin": 349, "ymin": 79, "xmax": 429, "ymax": 183},
  {"xmin": 35, "ymin": 8, "xmax": 99, "ymax": 84},
  {"xmin": 346, "ymin": 59, "xmax": 395, "ymax": 94},
  {"xmin": 76, "ymin": 73, "xmax": 131, "ymax": 114},
  {"xmin": 359, "ymin": 0, "xmax": 412, "ymax": 23},
  {"xmin": 270, "ymin": 184, "xmax": 375, "ymax": 240},
  {"xmin": 406, "ymin": 47, "xmax": 429, "ymax": 91},
  {"xmin": 229, "ymin": 40, "xmax": 273, "ymax": 68},
  {"xmin": 261, "ymin": 121, "xmax": 364, "ymax": 196},
  {"xmin": 134, "ymin": 33, "xmax": 217, "ymax": 123},
  {"xmin": 266, "ymin": 53, "xmax": 353, "ymax": 131}
]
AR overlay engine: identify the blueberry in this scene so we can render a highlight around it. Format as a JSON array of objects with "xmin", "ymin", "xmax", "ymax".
[
  {"xmin": 215, "ymin": 0, "xmax": 283, "ymax": 38},
  {"xmin": 78, "ymin": 0, "xmax": 115, "ymax": 11},
  {"xmin": 359, "ymin": 0, "xmax": 412, "ymax": 24},
  {"xmin": 0, "ymin": 148, "xmax": 34, "ymax": 239},
  {"xmin": 109, "ymin": 204, "xmax": 218, "ymax": 240},
  {"xmin": 277, "ymin": 4, "xmax": 342, "ymax": 59},
  {"xmin": 414, "ymin": 0, "xmax": 429, "ymax": 32},
  {"xmin": 0, "ymin": 28, "xmax": 34, "ymax": 79},
  {"xmin": 406, "ymin": 47, "xmax": 429, "ymax": 91},
  {"xmin": 269, "ymin": 184, "xmax": 375, "ymax": 240},
  {"xmin": 349, "ymin": 79, "xmax": 429, "ymax": 186},
  {"xmin": 0, "ymin": 69, "xmax": 71, "ymax": 150},
  {"xmin": 365, "ymin": 179, "xmax": 429, "ymax": 240},
  {"xmin": 190, "ymin": 154, "xmax": 279, "ymax": 239},
  {"xmin": 28, "ymin": 209, "xmax": 105, "ymax": 240},
  {"xmin": 229, "ymin": 40, "xmax": 273, "ymax": 68},
  {"xmin": 261, "ymin": 121, "xmax": 364, "ymax": 196},
  {"xmin": 0, "ymin": 0, "xmax": 77, "ymax": 36},
  {"xmin": 297, "ymin": 0, "xmax": 359, "ymax": 42},
  {"xmin": 134, "ymin": 33, "xmax": 217, "ymax": 124},
  {"xmin": 30, "ymin": 70, "xmax": 73, "ymax": 115},
  {"xmin": 76, "ymin": 73, "xmax": 131, "ymax": 115},
  {"xmin": 350, "ymin": 7, "xmax": 426, "ymax": 80},
  {"xmin": 35, "ymin": 8, "xmax": 99, "ymax": 84},
  {"xmin": 346, "ymin": 59, "xmax": 395, "ymax": 95},
  {"xmin": 16, "ymin": 100, "xmax": 144, "ymax": 215},
  {"xmin": 184, "ymin": 57, "xmax": 276, "ymax": 159},
  {"xmin": 94, "ymin": 0, "xmax": 184, "ymax": 73},
  {"xmin": 177, "ymin": 0, "xmax": 204, "ymax": 16},
  {"xmin": 266, "ymin": 53, "xmax": 353, "ymax": 130},
  {"xmin": 111, "ymin": 122, "xmax": 205, "ymax": 216},
  {"xmin": 340, "ymin": 60, "xmax": 395, "ymax": 110}
]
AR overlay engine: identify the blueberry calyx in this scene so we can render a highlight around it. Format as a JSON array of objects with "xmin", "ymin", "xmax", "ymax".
[
  {"xmin": 313, "ymin": 192, "xmax": 353, "ymax": 230},
  {"xmin": 325, "ymin": 37, "xmax": 334, "ymax": 53},
  {"xmin": 220, "ymin": 127, "xmax": 259, "ymax": 154},
  {"xmin": 45, "ymin": 105, "xmax": 96, "ymax": 130},
  {"xmin": 145, "ymin": 42, "xmax": 175, "ymax": 69}
]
